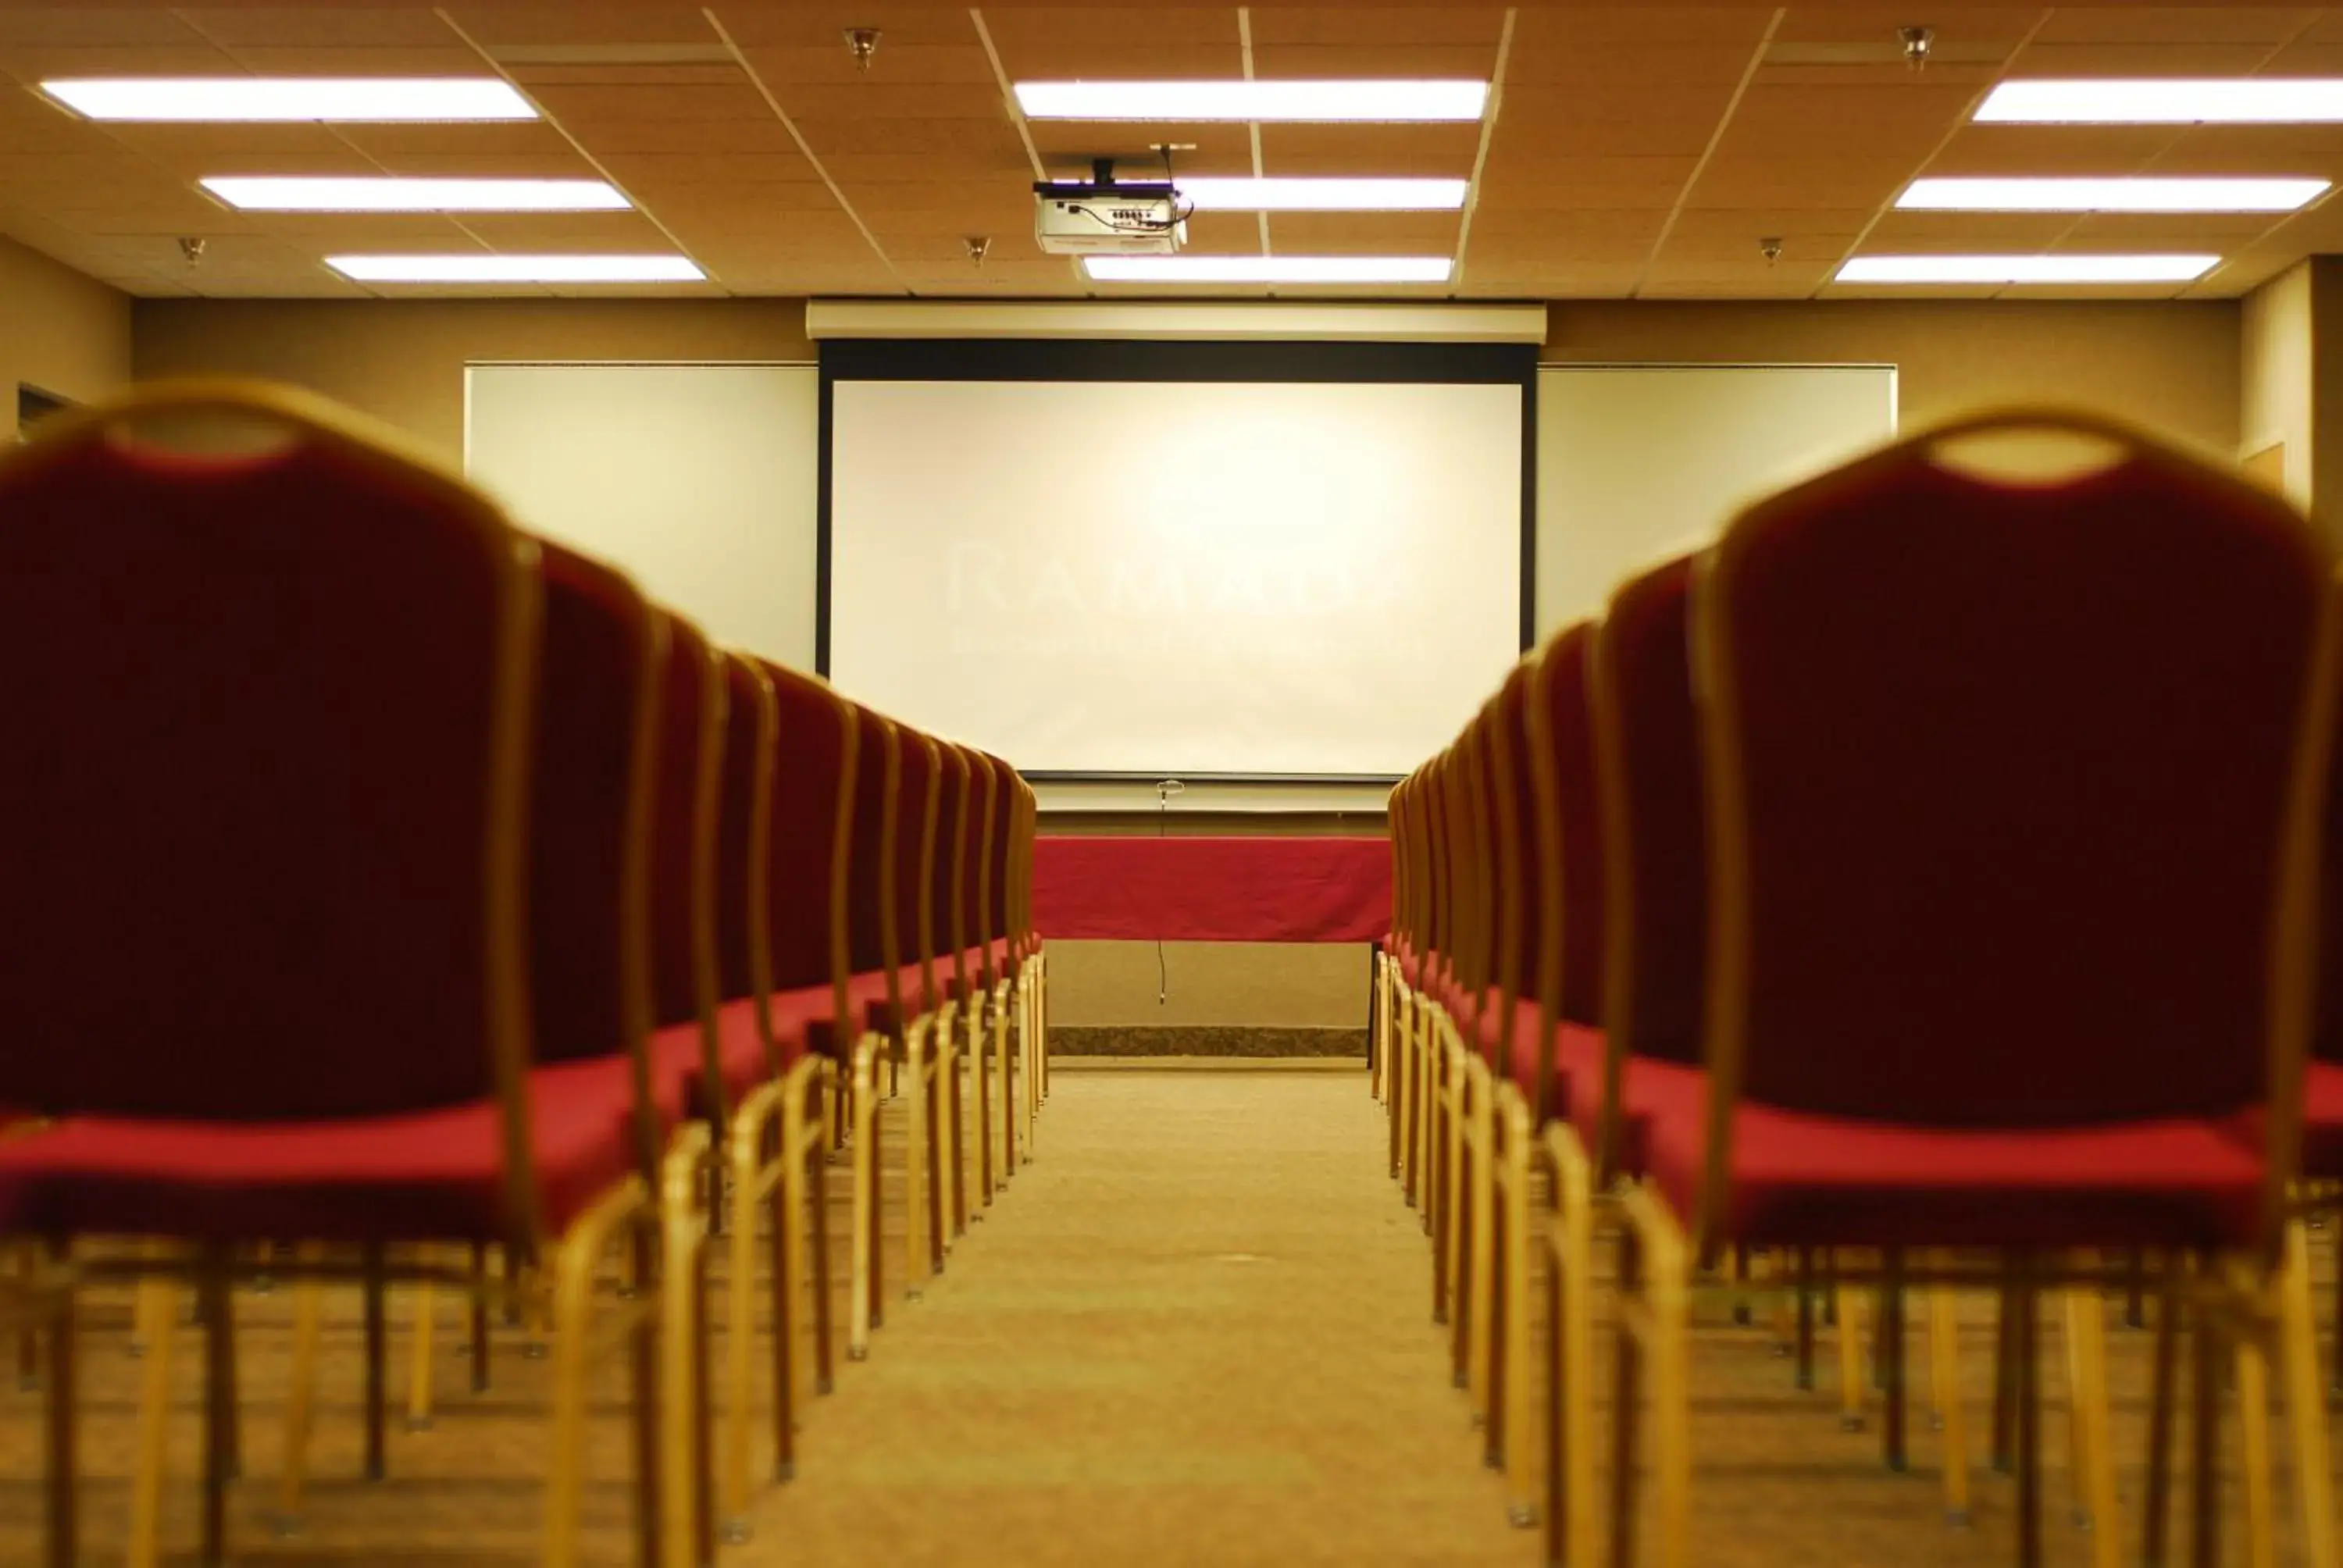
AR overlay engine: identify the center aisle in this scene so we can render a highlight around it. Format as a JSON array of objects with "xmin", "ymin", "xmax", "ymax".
[{"xmin": 744, "ymin": 1067, "xmax": 1536, "ymax": 1567}]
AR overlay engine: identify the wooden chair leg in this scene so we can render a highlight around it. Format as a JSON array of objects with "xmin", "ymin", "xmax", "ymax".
[
  {"xmin": 1645, "ymin": 1213, "xmax": 1692, "ymax": 1568},
  {"xmin": 1466, "ymin": 1060, "xmax": 1496, "ymax": 1415},
  {"xmin": 2238, "ymin": 1322, "xmax": 2276, "ymax": 1568},
  {"xmin": 272, "ymin": 1251, "xmax": 326, "ymax": 1538},
  {"xmin": 127, "ymin": 1275, "xmax": 174, "ymax": 1568},
  {"xmin": 1880, "ymin": 1252, "xmax": 1906, "ymax": 1471},
  {"xmin": 2280, "ymin": 1221, "xmax": 2339, "ymax": 1568},
  {"xmin": 469, "ymin": 1242, "xmax": 491, "ymax": 1394},
  {"xmin": 43, "ymin": 1273, "xmax": 74, "ymax": 1568},
  {"xmin": 200, "ymin": 1252, "xmax": 233, "ymax": 1567},
  {"xmin": 1930, "ymin": 1281, "xmax": 1970, "ymax": 1525},
  {"xmin": 1500, "ymin": 1097, "xmax": 1536, "ymax": 1525},
  {"xmin": 1608, "ymin": 1224, "xmax": 1643, "ymax": 1568},
  {"xmin": 2015, "ymin": 1259, "xmax": 2042, "ymax": 1568},
  {"xmin": 659, "ymin": 1125, "xmax": 710, "ymax": 1568},
  {"xmin": 1796, "ymin": 1248, "xmax": 1816, "ymax": 1392},
  {"xmin": 1835, "ymin": 1269, "xmax": 1866, "ymax": 1431},
  {"xmin": 809, "ymin": 1081, "xmax": 836, "ymax": 1395},
  {"xmin": 723, "ymin": 1089, "xmax": 773, "ymax": 1531},
  {"xmin": 903, "ymin": 1022, "xmax": 930, "ymax": 1300},
  {"xmin": 2070, "ymin": 1284, "xmax": 2121, "ymax": 1568},
  {"xmin": 362, "ymin": 1242, "xmax": 387, "ymax": 1481},
  {"xmin": 1557, "ymin": 1136, "xmax": 1599, "ymax": 1568},
  {"xmin": 2145, "ymin": 1263, "xmax": 2183, "ymax": 1568},
  {"xmin": 1542, "ymin": 1217, "xmax": 1566, "ymax": 1568},
  {"xmin": 2062, "ymin": 1288, "xmax": 2095, "ymax": 1529},
  {"xmin": 14, "ymin": 1245, "xmax": 36, "ymax": 1392},
  {"xmin": 544, "ymin": 1177, "xmax": 651, "ymax": 1568},
  {"xmin": 848, "ymin": 1034, "xmax": 880, "ymax": 1361},
  {"xmin": 2190, "ymin": 1284, "xmax": 2221, "ymax": 1568},
  {"xmin": 975, "ymin": 999, "xmax": 997, "ymax": 1206},
  {"xmin": 1993, "ymin": 1267, "xmax": 2019, "ymax": 1475},
  {"xmin": 407, "ymin": 1255, "xmax": 437, "ymax": 1431}
]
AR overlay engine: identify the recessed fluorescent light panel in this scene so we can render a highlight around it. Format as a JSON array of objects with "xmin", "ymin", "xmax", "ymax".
[
  {"xmin": 327, "ymin": 254, "xmax": 703, "ymax": 283},
  {"xmin": 1015, "ymin": 80, "xmax": 1487, "ymax": 122},
  {"xmin": 1170, "ymin": 176, "xmax": 1467, "ymax": 211},
  {"xmin": 41, "ymin": 77, "xmax": 537, "ymax": 122},
  {"xmin": 1836, "ymin": 254, "xmax": 2220, "ymax": 284},
  {"xmin": 204, "ymin": 177, "xmax": 629, "ymax": 212},
  {"xmin": 1899, "ymin": 176, "xmax": 2327, "ymax": 212},
  {"xmin": 1977, "ymin": 78, "xmax": 2343, "ymax": 124},
  {"xmin": 1083, "ymin": 255, "xmax": 1453, "ymax": 283}
]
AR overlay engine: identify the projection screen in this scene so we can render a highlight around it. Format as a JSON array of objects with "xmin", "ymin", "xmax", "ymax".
[{"xmin": 823, "ymin": 342, "xmax": 1532, "ymax": 779}]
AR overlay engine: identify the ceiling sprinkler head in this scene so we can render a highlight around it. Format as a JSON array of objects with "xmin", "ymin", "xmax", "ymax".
[
  {"xmin": 965, "ymin": 235, "xmax": 991, "ymax": 267},
  {"xmin": 1900, "ymin": 25, "xmax": 1935, "ymax": 70},
  {"xmin": 1759, "ymin": 236, "xmax": 1783, "ymax": 265},
  {"xmin": 177, "ymin": 236, "xmax": 206, "ymax": 266},
  {"xmin": 843, "ymin": 27, "xmax": 881, "ymax": 73}
]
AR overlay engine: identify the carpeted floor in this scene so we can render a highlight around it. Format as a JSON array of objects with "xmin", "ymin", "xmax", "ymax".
[{"xmin": 0, "ymin": 1064, "xmax": 2327, "ymax": 1566}]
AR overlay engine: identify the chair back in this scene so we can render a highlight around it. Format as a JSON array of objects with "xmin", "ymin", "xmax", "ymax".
[
  {"xmin": 646, "ymin": 617, "xmax": 722, "ymax": 1040},
  {"xmin": 930, "ymin": 742, "xmax": 969, "ymax": 1000},
  {"xmin": 972, "ymin": 751, "xmax": 1001, "ymax": 990},
  {"xmin": 1592, "ymin": 554, "xmax": 1706, "ymax": 1073},
  {"xmin": 760, "ymin": 661, "xmax": 859, "ymax": 1015},
  {"xmin": 941, "ymin": 745, "xmax": 975, "ymax": 1000},
  {"xmin": 1486, "ymin": 659, "xmax": 1540, "ymax": 1052},
  {"xmin": 0, "ymin": 380, "xmax": 538, "ymax": 1131},
  {"xmin": 1528, "ymin": 625, "xmax": 1606, "ymax": 1035},
  {"xmin": 1696, "ymin": 411, "xmax": 2338, "ymax": 1241},
  {"xmin": 526, "ymin": 543, "xmax": 662, "ymax": 1181},
  {"xmin": 846, "ymin": 705, "xmax": 897, "ymax": 981},
  {"xmin": 887, "ymin": 730, "xmax": 941, "ymax": 1017},
  {"xmin": 528, "ymin": 543, "xmax": 658, "ymax": 1064},
  {"xmin": 714, "ymin": 655, "xmax": 777, "ymax": 1035}
]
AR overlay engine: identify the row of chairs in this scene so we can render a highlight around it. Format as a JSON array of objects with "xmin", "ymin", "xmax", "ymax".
[
  {"xmin": 0, "ymin": 378, "xmax": 1049, "ymax": 1566},
  {"xmin": 1375, "ymin": 408, "xmax": 2343, "ymax": 1568}
]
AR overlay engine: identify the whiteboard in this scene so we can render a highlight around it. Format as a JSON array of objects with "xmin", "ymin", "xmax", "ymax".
[
  {"xmin": 465, "ymin": 362, "xmax": 820, "ymax": 667},
  {"xmin": 1535, "ymin": 364, "xmax": 1897, "ymax": 635}
]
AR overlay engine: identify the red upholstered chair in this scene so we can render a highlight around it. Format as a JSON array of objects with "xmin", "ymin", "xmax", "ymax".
[
  {"xmin": 976, "ymin": 753, "xmax": 1032, "ymax": 1179},
  {"xmin": 1612, "ymin": 412, "xmax": 2340, "ymax": 1568},
  {"xmin": 843, "ymin": 701, "xmax": 903, "ymax": 1356},
  {"xmin": 961, "ymin": 747, "xmax": 1008, "ymax": 1207},
  {"xmin": 0, "ymin": 382, "xmax": 666, "ymax": 1568},
  {"xmin": 876, "ymin": 726, "xmax": 952, "ymax": 1295},
  {"xmin": 715, "ymin": 657, "xmax": 854, "ymax": 1526},
  {"xmin": 932, "ymin": 743, "xmax": 982, "ymax": 1240},
  {"xmin": 1006, "ymin": 766, "xmax": 1048, "ymax": 1110}
]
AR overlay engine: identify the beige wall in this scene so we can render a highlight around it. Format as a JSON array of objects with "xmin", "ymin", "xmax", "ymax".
[
  {"xmin": 132, "ymin": 298, "xmax": 815, "ymax": 465},
  {"xmin": 2, "ymin": 235, "xmax": 131, "ymax": 420},
  {"xmin": 2241, "ymin": 264, "xmax": 2314, "ymax": 510},
  {"xmin": 1546, "ymin": 298, "xmax": 2240, "ymax": 456}
]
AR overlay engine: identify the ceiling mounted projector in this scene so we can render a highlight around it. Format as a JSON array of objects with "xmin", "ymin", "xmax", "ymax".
[{"xmin": 1035, "ymin": 158, "xmax": 1189, "ymax": 256}]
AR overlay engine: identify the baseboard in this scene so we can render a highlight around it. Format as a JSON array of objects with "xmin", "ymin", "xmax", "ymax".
[
  {"xmin": 1052, "ymin": 1054, "xmax": 1364, "ymax": 1073},
  {"xmin": 1048, "ymin": 1025, "xmax": 1365, "ymax": 1058}
]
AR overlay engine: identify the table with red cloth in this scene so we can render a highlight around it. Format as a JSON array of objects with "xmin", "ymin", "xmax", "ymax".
[{"xmin": 1032, "ymin": 835, "xmax": 1390, "ymax": 943}]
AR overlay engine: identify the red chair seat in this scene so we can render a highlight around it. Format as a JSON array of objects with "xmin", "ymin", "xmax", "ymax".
[
  {"xmin": 1505, "ymin": 1017, "xmax": 1605, "ymax": 1125},
  {"xmin": 1645, "ymin": 1094, "xmax": 2264, "ymax": 1251},
  {"xmin": 647, "ymin": 996, "xmax": 782, "ymax": 1125},
  {"xmin": 1571, "ymin": 1053, "xmax": 1701, "ymax": 1178},
  {"xmin": 2295, "ymin": 1060, "xmax": 2343, "ymax": 1180},
  {"xmin": 0, "ymin": 1057, "xmax": 643, "ymax": 1244}
]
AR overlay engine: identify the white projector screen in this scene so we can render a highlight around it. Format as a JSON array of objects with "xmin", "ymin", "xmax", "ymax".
[{"xmin": 826, "ymin": 368, "xmax": 1526, "ymax": 778}]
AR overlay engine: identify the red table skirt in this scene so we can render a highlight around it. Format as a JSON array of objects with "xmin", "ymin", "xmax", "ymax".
[{"xmin": 1032, "ymin": 836, "xmax": 1391, "ymax": 943}]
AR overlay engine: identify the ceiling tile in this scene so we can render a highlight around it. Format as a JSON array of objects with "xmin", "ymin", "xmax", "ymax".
[
  {"xmin": 1259, "ymin": 122, "xmax": 1482, "ymax": 176},
  {"xmin": 441, "ymin": 7, "xmax": 720, "ymax": 48},
  {"xmin": 2030, "ymin": 7, "xmax": 2318, "ymax": 45}
]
